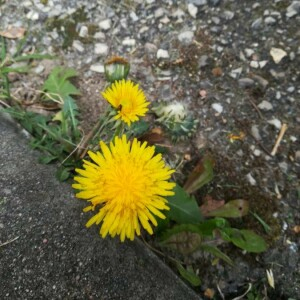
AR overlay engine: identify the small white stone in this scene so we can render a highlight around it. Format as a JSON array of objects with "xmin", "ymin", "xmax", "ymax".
[
  {"xmin": 270, "ymin": 47, "xmax": 287, "ymax": 64},
  {"xmin": 122, "ymin": 38, "xmax": 136, "ymax": 47},
  {"xmin": 94, "ymin": 43, "xmax": 109, "ymax": 55},
  {"xmin": 99, "ymin": 19, "xmax": 111, "ymax": 30},
  {"xmin": 246, "ymin": 173, "xmax": 256, "ymax": 186},
  {"xmin": 250, "ymin": 61, "xmax": 259, "ymax": 68},
  {"xmin": 26, "ymin": 11, "xmax": 39, "ymax": 20},
  {"xmin": 258, "ymin": 100, "xmax": 273, "ymax": 111},
  {"xmin": 259, "ymin": 60, "xmax": 268, "ymax": 68},
  {"xmin": 267, "ymin": 119, "xmax": 282, "ymax": 129},
  {"xmin": 157, "ymin": 49, "xmax": 169, "ymax": 59},
  {"xmin": 253, "ymin": 149, "xmax": 261, "ymax": 156},
  {"xmin": 244, "ymin": 48, "xmax": 254, "ymax": 57},
  {"xmin": 211, "ymin": 103, "xmax": 223, "ymax": 114},
  {"xmin": 34, "ymin": 65, "xmax": 45, "ymax": 74},
  {"xmin": 290, "ymin": 136, "xmax": 297, "ymax": 142},
  {"xmin": 178, "ymin": 31, "xmax": 194, "ymax": 44},
  {"xmin": 188, "ymin": 3, "xmax": 198, "ymax": 18},
  {"xmin": 130, "ymin": 11, "xmax": 139, "ymax": 22},
  {"xmin": 90, "ymin": 64, "xmax": 104, "ymax": 73},
  {"xmin": 94, "ymin": 32, "xmax": 106, "ymax": 40},
  {"xmin": 72, "ymin": 40, "xmax": 84, "ymax": 53},
  {"xmin": 79, "ymin": 26, "xmax": 88, "ymax": 38}
]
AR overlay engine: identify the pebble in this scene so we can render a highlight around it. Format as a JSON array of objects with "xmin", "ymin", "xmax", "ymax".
[
  {"xmin": 26, "ymin": 11, "xmax": 39, "ymax": 20},
  {"xmin": 265, "ymin": 16, "xmax": 277, "ymax": 25},
  {"xmin": 72, "ymin": 40, "xmax": 84, "ymax": 53},
  {"xmin": 258, "ymin": 100, "xmax": 273, "ymax": 111},
  {"xmin": 99, "ymin": 19, "xmax": 111, "ymax": 30},
  {"xmin": 212, "ymin": 17, "xmax": 221, "ymax": 25},
  {"xmin": 253, "ymin": 149, "xmax": 261, "ymax": 156},
  {"xmin": 287, "ymin": 86, "xmax": 295, "ymax": 93},
  {"xmin": 178, "ymin": 31, "xmax": 194, "ymax": 44},
  {"xmin": 238, "ymin": 78, "xmax": 255, "ymax": 88},
  {"xmin": 286, "ymin": 1, "xmax": 300, "ymax": 18},
  {"xmin": 246, "ymin": 173, "xmax": 257, "ymax": 186},
  {"xmin": 199, "ymin": 55, "xmax": 209, "ymax": 68},
  {"xmin": 122, "ymin": 38, "xmax": 136, "ymax": 47},
  {"xmin": 145, "ymin": 43, "xmax": 157, "ymax": 53},
  {"xmin": 251, "ymin": 74, "xmax": 269, "ymax": 89},
  {"xmin": 222, "ymin": 10, "xmax": 235, "ymax": 20},
  {"xmin": 250, "ymin": 61, "xmax": 259, "ymax": 68},
  {"xmin": 90, "ymin": 64, "xmax": 104, "ymax": 73},
  {"xmin": 157, "ymin": 49, "xmax": 169, "ymax": 59},
  {"xmin": 130, "ymin": 11, "xmax": 139, "ymax": 22},
  {"xmin": 244, "ymin": 48, "xmax": 254, "ymax": 58},
  {"xmin": 155, "ymin": 8, "xmax": 165, "ymax": 18},
  {"xmin": 270, "ymin": 47, "xmax": 287, "ymax": 64},
  {"xmin": 94, "ymin": 32, "xmax": 106, "ymax": 40},
  {"xmin": 211, "ymin": 103, "xmax": 223, "ymax": 113},
  {"xmin": 229, "ymin": 67, "xmax": 243, "ymax": 79},
  {"xmin": 251, "ymin": 18, "xmax": 263, "ymax": 29},
  {"xmin": 259, "ymin": 60, "xmax": 268, "ymax": 68},
  {"xmin": 279, "ymin": 161, "xmax": 288, "ymax": 173},
  {"xmin": 34, "ymin": 65, "xmax": 45, "ymax": 74},
  {"xmin": 191, "ymin": 0, "xmax": 207, "ymax": 5},
  {"xmin": 251, "ymin": 125, "xmax": 262, "ymax": 140},
  {"xmin": 268, "ymin": 119, "xmax": 282, "ymax": 129},
  {"xmin": 79, "ymin": 26, "xmax": 88, "ymax": 38},
  {"xmin": 276, "ymin": 91, "xmax": 281, "ymax": 99},
  {"xmin": 94, "ymin": 43, "xmax": 109, "ymax": 55},
  {"xmin": 188, "ymin": 3, "xmax": 198, "ymax": 18}
]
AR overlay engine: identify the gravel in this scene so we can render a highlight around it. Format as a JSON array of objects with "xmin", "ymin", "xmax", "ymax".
[{"xmin": 0, "ymin": 0, "xmax": 299, "ymax": 298}]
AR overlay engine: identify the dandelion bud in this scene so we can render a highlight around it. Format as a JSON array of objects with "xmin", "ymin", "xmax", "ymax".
[{"xmin": 104, "ymin": 56, "xmax": 130, "ymax": 83}]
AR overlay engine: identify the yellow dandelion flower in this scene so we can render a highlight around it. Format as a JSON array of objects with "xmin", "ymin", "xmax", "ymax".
[
  {"xmin": 102, "ymin": 79, "xmax": 150, "ymax": 126},
  {"xmin": 72, "ymin": 135, "xmax": 175, "ymax": 242}
]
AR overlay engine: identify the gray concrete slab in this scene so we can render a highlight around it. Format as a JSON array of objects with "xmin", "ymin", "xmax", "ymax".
[{"xmin": 0, "ymin": 113, "xmax": 201, "ymax": 300}]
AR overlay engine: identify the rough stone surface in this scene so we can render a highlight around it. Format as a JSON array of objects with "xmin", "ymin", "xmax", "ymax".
[{"xmin": 0, "ymin": 114, "xmax": 201, "ymax": 300}]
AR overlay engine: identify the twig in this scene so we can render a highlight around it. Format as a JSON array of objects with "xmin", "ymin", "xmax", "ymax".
[
  {"xmin": 0, "ymin": 236, "xmax": 19, "ymax": 247},
  {"xmin": 271, "ymin": 123, "xmax": 288, "ymax": 156},
  {"xmin": 248, "ymin": 98, "xmax": 264, "ymax": 119},
  {"xmin": 60, "ymin": 131, "xmax": 85, "ymax": 165},
  {"xmin": 0, "ymin": 99, "xmax": 10, "ymax": 108}
]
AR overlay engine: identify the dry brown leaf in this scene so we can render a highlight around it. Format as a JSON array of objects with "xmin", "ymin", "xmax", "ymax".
[
  {"xmin": 139, "ymin": 127, "xmax": 165, "ymax": 145},
  {"xmin": 204, "ymin": 288, "xmax": 215, "ymax": 299},
  {"xmin": 292, "ymin": 225, "xmax": 300, "ymax": 234},
  {"xmin": 200, "ymin": 195, "xmax": 225, "ymax": 216},
  {"xmin": 212, "ymin": 67, "xmax": 223, "ymax": 77},
  {"xmin": 0, "ymin": 26, "xmax": 26, "ymax": 39}
]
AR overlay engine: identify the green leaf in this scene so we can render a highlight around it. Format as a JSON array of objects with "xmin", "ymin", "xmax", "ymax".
[
  {"xmin": 14, "ymin": 53, "xmax": 54, "ymax": 62},
  {"xmin": 160, "ymin": 224, "xmax": 202, "ymax": 254},
  {"xmin": 63, "ymin": 95, "xmax": 79, "ymax": 131},
  {"xmin": 197, "ymin": 217, "xmax": 229, "ymax": 237},
  {"xmin": 1, "ymin": 66, "xmax": 29, "ymax": 73},
  {"xmin": 206, "ymin": 199, "xmax": 249, "ymax": 218},
  {"xmin": 200, "ymin": 244, "xmax": 234, "ymax": 265},
  {"xmin": 251, "ymin": 211, "xmax": 271, "ymax": 234},
  {"xmin": 176, "ymin": 263, "xmax": 201, "ymax": 287},
  {"xmin": 166, "ymin": 184, "xmax": 203, "ymax": 224},
  {"xmin": 128, "ymin": 119, "xmax": 149, "ymax": 137},
  {"xmin": 43, "ymin": 66, "xmax": 80, "ymax": 102},
  {"xmin": 183, "ymin": 155, "xmax": 214, "ymax": 194},
  {"xmin": 38, "ymin": 155, "xmax": 58, "ymax": 164},
  {"xmin": 56, "ymin": 167, "xmax": 71, "ymax": 181},
  {"xmin": 220, "ymin": 228, "xmax": 268, "ymax": 253}
]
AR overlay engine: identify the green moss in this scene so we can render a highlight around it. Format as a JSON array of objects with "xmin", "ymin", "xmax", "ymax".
[{"xmin": 45, "ymin": 7, "xmax": 94, "ymax": 49}]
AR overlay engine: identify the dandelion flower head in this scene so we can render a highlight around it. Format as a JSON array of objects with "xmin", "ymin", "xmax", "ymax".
[
  {"xmin": 102, "ymin": 79, "xmax": 150, "ymax": 126},
  {"xmin": 73, "ymin": 135, "xmax": 175, "ymax": 242}
]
